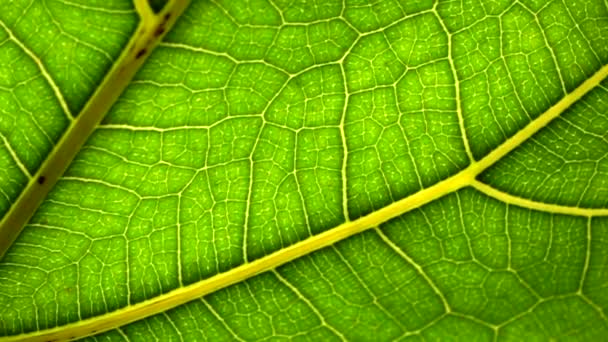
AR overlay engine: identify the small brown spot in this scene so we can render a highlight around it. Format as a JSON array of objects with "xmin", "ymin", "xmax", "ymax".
[
  {"xmin": 37, "ymin": 176, "xmax": 46, "ymax": 185},
  {"xmin": 154, "ymin": 26, "xmax": 165, "ymax": 37},
  {"xmin": 164, "ymin": 12, "xmax": 171, "ymax": 21},
  {"xmin": 135, "ymin": 48, "xmax": 147, "ymax": 59}
]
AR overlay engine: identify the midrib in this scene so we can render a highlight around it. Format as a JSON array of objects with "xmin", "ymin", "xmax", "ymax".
[
  {"xmin": 2, "ymin": 57, "xmax": 606, "ymax": 341},
  {"xmin": 0, "ymin": 0, "xmax": 191, "ymax": 260}
]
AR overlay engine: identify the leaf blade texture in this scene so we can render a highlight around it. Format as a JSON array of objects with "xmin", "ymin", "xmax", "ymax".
[{"xmin": 0, "ymin": 0, "xmax": 607, "ymax": 341}]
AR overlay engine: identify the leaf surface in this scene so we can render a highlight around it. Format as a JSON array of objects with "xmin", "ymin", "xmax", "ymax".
[{"xmin": 0, "ymin": 0, "xmax": 607, "ymax": 341}]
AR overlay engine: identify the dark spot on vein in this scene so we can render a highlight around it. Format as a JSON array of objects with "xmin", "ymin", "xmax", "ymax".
[
  {"xmin": 164, "ymin": 12, "xmax": 171, "ymax": 21},
  {"xmin": 154, "ymin": 26, "xmax": 165, "ymax": 37},
  {"xmin": 135, "ymin": 48, "xmax": 147, "ymax": 59},
  {"xmin": 37, "ymin": 176, "xmax": 46, "ymax": 185}
]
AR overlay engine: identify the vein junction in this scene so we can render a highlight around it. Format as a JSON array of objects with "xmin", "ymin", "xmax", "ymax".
[
  {"xmin": 4, "ymin": 62, "xmax": 607, "ymax": 342},
  {"xmin": 1, "ymin": 0, "xmax": 608, "ymax": 340}
]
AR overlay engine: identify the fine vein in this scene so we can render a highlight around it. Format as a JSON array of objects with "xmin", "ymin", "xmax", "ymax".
[
  {"xmin": 2, "ymin": 63, "xmax": 605, "ymax": 342},
  {"xmin": 0, "ymin": 16, "xmax": 606, "ymax": 342},
  {"xmin": 472, "ymin": 180, "xmax": 608, "ymax": 217},
  {"xmin": 0, "ymin": 0, "xmax": 192, "ymax": 260}
]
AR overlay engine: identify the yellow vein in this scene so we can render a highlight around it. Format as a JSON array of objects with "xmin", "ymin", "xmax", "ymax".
[
  {"xmin": 56, "ymin": 0, "xmax": 135, "ymax": 15},
  {"xmin": 470, "ymin": 64, "xmax": 608, "ymax": 174},
  {"xmin": 0, "ymin": 168, "xmax": 474, "ymax": 342},
  {"xmin": 472, "ymin": 180, "xmax": 608, "ymax": 217},
  {"xmin": 578, "ymin": 217, "xmax": 592, "ymax": 293},
  {"xmin": 0, "ymin": 134, "xmax": 31, "ymax": 179},
  {"xmin": 1, "ymin": 38, "xmax": 606, "ymax": 342},
  {"xmin": 272, "ymin": 270, "xmax": 347, "ymax": 340},
  {"xmin": 0, "ymin": 0, "xmax": 192, "ymax": 261},
  {"xmin": 0, "ymin": 19, "xmax": 72, "ymax": 119},
  {"xmin": 134, "ymin": 0, "xmax": 156, "ymax": 24},
  {"xmin": 375, "ymin": 228, "xmax": 451, "ymax": 313},
  {"xmin": 199, "ymin": 299, "xmax": 247, "ymax": 342},
  {"xmin": 339, "ymin": 63, "xmax": 351, "ymax": 221},
  {"xmin": 433, "ymin": 9, "xmax": 475, "ymax": 162},
  {"xmin": 2, "ymin": 61, "xmax": 606, "ymax": 342}
]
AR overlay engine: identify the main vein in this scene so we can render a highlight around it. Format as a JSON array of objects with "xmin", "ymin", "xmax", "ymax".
[
  {"xmin": 3, "ymin": 63, "xmax": 606, "ymax": 342},
  {"xmin": 0, "ymin": 0, "xmax": 192, "ymax": 261}
]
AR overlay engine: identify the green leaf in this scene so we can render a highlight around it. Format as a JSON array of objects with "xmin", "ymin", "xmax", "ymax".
[{"xmin": 1, "ymin": 0, "xmax": 607, "ymax": 341}]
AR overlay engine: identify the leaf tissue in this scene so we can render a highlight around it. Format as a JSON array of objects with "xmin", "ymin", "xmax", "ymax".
[{"xmin": 0, "ymin": 0, "xmax": 607, "ymax": 341}]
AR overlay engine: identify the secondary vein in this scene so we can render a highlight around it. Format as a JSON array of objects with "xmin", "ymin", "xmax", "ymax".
[
  {"xmin": 0, "ymin": 0, "xmax": 192, "ymax": 261},
  {"xmin": 1, "ymin": 22, "xmax": 606, "ymax": 342}
]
